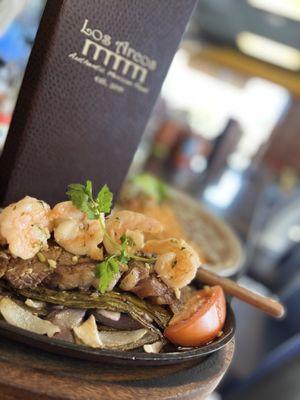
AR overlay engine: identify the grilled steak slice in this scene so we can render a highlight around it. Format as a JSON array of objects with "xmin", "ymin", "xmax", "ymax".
[
  {"xmin": 5, "ymin": 247, "xmax": 63, "ymax": 289},
  {"xmin": 56, "ymin": 251, "xmax": 92, "ymax": 266},
  {"xmin": 119, "ymin": 261, "xmax": 150, "ymax": 291},
  {"xmin": 45, "ymin": 263, "xmax": 98, "ymax": 290},
  {"xmin": 148, "ymin": 292, "xmax": 177, "ymax": 306},
  {"xmin": 131, "ymin": 276, "xmax": 167, "ymax": 298},
  {"xmin": 4, "ymin": 243, "xmax": 98, "ymax": 290},
  {"xmin": 131, "ymin": 275, "xmax": 176, "ymax": 305},
  {"xmin": 120, "ymin": 261, "xmax": 175, "ymax": 305},
  {"xmin": 0, "ymin": 249, "xmax": 10, "ymax": 278},
  {"xmin": 44, "ymin": 245, "xmax": 98, "ymax": 290},
  {"xmin": 5, "ymin": 259, "xmax": 51, "ymax": 289}
]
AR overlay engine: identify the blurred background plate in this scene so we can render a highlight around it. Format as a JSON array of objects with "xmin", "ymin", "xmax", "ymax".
[
  {"xmin": 168, "ymin": 188, "xmax": 244, "ymax": 278},
  {"xmin": 119, "ymin": 181, "xmax": 244, "ymax": 279}
]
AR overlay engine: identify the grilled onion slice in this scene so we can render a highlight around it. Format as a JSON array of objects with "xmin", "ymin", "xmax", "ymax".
[{"xmin": 0, "ymin": 297, "xmax": 60, "ymax": 337}]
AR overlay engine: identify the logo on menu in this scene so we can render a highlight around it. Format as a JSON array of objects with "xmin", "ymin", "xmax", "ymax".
[{"xmin": 68, "ymin": 19, "xmax": 157, "ymax": 95}]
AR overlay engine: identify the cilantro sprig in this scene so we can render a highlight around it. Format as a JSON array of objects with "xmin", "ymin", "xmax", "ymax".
[
  {"xmin": 96, "ymin": 255, "xmax": 119, "ymax": 294},
  {"xmin": 96, "ymin": 235, "xmax": 131, "ymax": 293},
  {"xmin": 67, "ymin": 180, "xmax": 156, "ymax": 294},
  {"xmin": 67, "ymin": 181, "xmax": 113, "ymax": 219}
]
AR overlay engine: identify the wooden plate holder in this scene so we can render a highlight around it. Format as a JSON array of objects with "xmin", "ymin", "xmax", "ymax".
[{"xmin": 0, "ymin": 336, "xmax": 234, "ymax": 399}]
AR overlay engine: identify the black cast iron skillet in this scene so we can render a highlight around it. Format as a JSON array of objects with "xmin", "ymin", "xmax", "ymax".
[{"xmin": 0, "ymin": 302, "xmax": 235, "ymax": 366}]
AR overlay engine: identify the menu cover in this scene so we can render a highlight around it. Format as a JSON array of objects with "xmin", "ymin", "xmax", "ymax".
[{"xmin": 0, "ymin": 0, "xmax": 197, "ymax": 205}]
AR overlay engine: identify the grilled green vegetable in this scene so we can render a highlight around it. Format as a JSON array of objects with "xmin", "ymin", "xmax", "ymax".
[{"xmin": 16, "ymin": 287, "xmax": 171, "ymax": 337}]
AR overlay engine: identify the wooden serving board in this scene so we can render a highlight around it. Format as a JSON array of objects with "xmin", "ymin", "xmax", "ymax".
[{"xmin": 0, "ymin": 336, "xmax": 234, "ymax": 400}]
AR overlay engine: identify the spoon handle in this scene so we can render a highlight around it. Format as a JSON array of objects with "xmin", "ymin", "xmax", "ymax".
[{"xmin": 196, "ymin": 267, "xmax": 286, "ymax": 319}]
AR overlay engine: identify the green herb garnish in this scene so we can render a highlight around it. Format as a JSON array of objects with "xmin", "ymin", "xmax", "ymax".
[
  {"xmin": 119, "ymin": 234, "xmax": 133, "ymax": 263},
  {"xmin": 67, "ymin": 180, "xmax": 156, "ymax": 294},
  {"xmin": 96, "ymin": 255, "xmax": 120, "ymax": 294},
  {"xmin": 96, "ymin": 235, "xmax": 134, "ymax": 294},
  {"xmin": 67, "ymin": 180, "xmax": 117, "ymax": 293},
  {"xmin": 67, "ymin": 180, "xmax": 113, "ymax": 220}
]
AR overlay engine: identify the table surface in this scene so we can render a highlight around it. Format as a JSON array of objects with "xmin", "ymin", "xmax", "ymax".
[{"xmin": 0, "ymin": 336, "xmax": 234, "ymax": 400}]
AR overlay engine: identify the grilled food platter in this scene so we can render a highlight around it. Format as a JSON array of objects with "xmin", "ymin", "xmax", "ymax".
[{"xmin": 0, "ymin": 180, "xmax": 237, "ymax": 365}]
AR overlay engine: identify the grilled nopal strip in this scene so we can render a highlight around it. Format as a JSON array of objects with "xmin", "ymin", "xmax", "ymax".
[{"xmin": 16, "ymin": 287, "xmax": 171, "ymax": 337}]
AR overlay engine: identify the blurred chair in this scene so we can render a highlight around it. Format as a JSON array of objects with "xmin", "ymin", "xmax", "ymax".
[
  {"xmin": 280, "ymin": 274, "xmax": 300, "ymax": 333},
  {"xmin": 200, "ymin": 119, "xmax": 242, "ymax": 191},
  {"xmin": 224, "ymin": 334, "xmax": 300, "ymax": 400},
  {"xmin": 221, "ymin": 273, "xmax": 300, "ymax": 398},
  {"xmin": 265, "ymin": 274, "xmax": 300, "ymax": 351}
]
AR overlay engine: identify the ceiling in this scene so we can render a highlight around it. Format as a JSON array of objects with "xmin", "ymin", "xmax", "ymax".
[{"xmin": 189, "ymin": 0, "xmax": 300, "ymax": 70}]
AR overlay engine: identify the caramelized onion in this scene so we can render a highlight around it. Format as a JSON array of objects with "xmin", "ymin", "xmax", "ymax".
[{"xmin": 0, "ymin": 297, "xmax": 60, "ymax": 337}]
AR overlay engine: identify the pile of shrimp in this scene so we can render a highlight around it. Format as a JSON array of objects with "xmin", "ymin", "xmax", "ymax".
[{"xmin": 0, "ymin": 197, "xmax": 200, "ymax": 290}]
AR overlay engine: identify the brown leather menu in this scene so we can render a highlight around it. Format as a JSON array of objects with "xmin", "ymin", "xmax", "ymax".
[{"xmin": 0, "ymin": 0, "xmax": 197, "ymax": 205}]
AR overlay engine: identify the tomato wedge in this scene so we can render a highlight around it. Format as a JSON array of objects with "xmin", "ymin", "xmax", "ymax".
[{"xmin": 164, "ymin": 285, "xmax": 226, "ymax": 347}]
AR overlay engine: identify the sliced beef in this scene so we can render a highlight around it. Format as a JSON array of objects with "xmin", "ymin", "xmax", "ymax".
[
  {"xmin": 5, "ymin": 246, "xmax": 62, "ymax": 289},
  {"xmin": 120, "ymin": 260, "xmax": 176, "ymax": 305},
  {"xmin": 46, "ymin": 263, "xmax": 98, "ymax": 290},
  {"xmin": 43, "ymin": 246, "xmax": 63, "ymax": 262},
  {"xmin": 42, "ymin": 246, "xmax": 98, "ymax": 290},
  {"xmin": 0, "ymin": 249, "xmax": 10, "ymax": 278},
  {"xmin": 56, "ymin": 251, "xmax": 92, "ymax": 266},
  {"xmin": 148, "ymin": 292, "xmax": 177, "ymax": 306},
  {"xmin": 5, "ymin": 259, "xmax": 51, "ymax": 289},
  {"xmin": 3, "ymin": 243, "xmax": 98, "ymax": 290},
  {"xmin": 119, "ymin": 261, "xmax": 150, "ymax": 291},
  {"xmin": 130, "ymin": 276, "xmax": 167, "ymax": 298},
  {"xmin": 131, "ymin": 276, "xmax": 176, "ymax": 305}
]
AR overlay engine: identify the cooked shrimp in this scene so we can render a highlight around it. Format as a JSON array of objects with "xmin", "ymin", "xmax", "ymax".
[
  {"xmin": 51, "ymin": 201, "xmax": 104, "ymax": 260},
  {"xmin": 0, "ymin": 230, "xmax": 5, "ymax": 245},
  {"xmin": 142, "ymin": 238, "xmax": 200, "ymax": 290},
  {"xmin": 0, "ymin": 196, "xmax": 52, "ymax": 260},
  {"xmin": 104, "ymin": 210, "xmax": 163, "ymax": 254}
]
